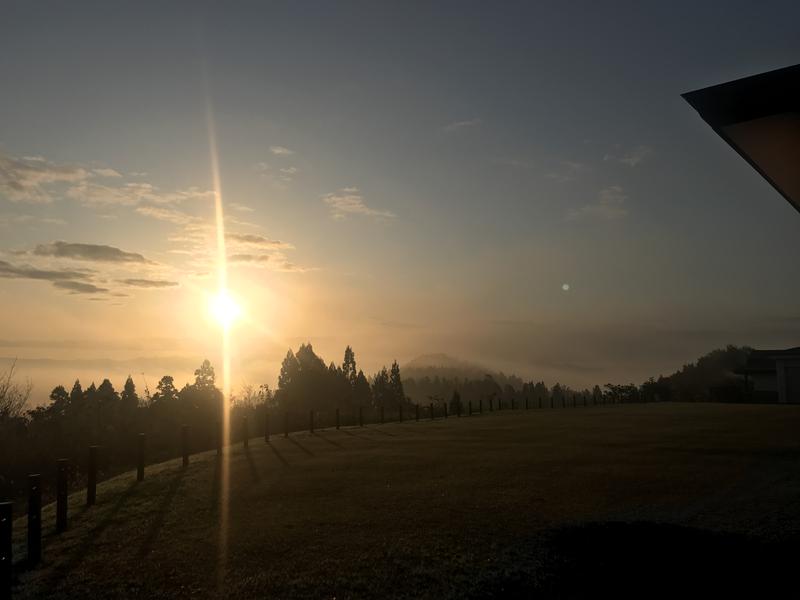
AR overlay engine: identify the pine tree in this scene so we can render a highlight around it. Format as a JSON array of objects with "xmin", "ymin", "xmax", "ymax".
[
  {"xmin": 389, "ymin": 360, "xmax": 405, "ymax": 407},
  {"xmin": 121, "ymin": 375, "xmax": 139, "ymax": 411},
  {"xmin": 342, "ymin": 345, "xmax": 357, "ymax": 386}
]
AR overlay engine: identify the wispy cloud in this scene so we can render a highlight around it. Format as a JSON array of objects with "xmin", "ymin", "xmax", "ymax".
[
  {"xmin": 225, "ymin": 232, "xmax": 294, "ymax": 250},
  {"xmin": 443, "ymin": 118, "xmax": 482, "ymax": 133},
  {"xmin": 119, "ymin": 278, "xmax": 179, "ymax": 288},
  {"xmin": 228, "ymin": 202, "xmax": 254, "ymax": 213},
  {"xmin": 228, "ymin": 253, "xmax": 312, "ymax": 273},
  {"xmin": 92, "ymin": 168, "xmax": 122, "ymax": 178},
  {"xmin": 0, "ymin": 153, "xmax": 90, "ymax": 203},
  {"xmin": 569, "ymin": 185, "xmax": 628, "ymax": 220},
  {"xmin": 269, "ymin": 145, "xmax": 294, "ymax": 156},
  {"xmin": 0, "ymin": 259, "xmax": 92, "ymax": 282},
  {"xmin": 0, "ymin": 214, "xmax": 67, "ymax": 227},
  {"xmin": 52, "ymin": 280, "xmax": 109, "ymax": 295},
  {"xmin": 32, "ymin": 241, "xmax": 154, "ymax": 264},
  {"xmin": 604, "ymin": 145, "xmax": 653, "ymax": 167},
  {"xmin": 322, "ymin": 187, "xmax": 395, "ymax": 221}
]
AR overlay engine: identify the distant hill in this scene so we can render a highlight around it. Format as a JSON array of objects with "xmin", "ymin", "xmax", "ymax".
[{"xmin": 402, "ymin": 353, "xmax": 500, "ymax": 382}]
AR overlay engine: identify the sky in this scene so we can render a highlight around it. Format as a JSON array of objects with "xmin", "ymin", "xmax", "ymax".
[{"xmin": 1, "ymin": 0, "xmax": 800, "ymax": 404}]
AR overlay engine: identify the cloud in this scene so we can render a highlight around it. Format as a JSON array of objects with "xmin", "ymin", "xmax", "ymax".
[
  {"xmin": 92, "ymin": 168, "xmax": 122, "ymax": 178},
  {"xmin": 135, "ymin": 205, "xmax": 198, "ymax": 225},
  {"xmin": 0, "ymin": 153, "xmax": 91, "ymax": 203},
  {"xmin": 604, "ymin": 145, "xmax": 653, "ymax": 167},
  {"xmin": 321, "ymin": 187, "xmax": 395, "ymax": 220},
  {"xmin": 32, "ymin": 241, "xmax": 153, "ymax": 264},
  {"xmin": 119, "ymin": 278, "xmax": 179, "ymax": 288},
  {"xmin": 255, "ymin": 161, "xmax": 298, "ymax": 184},
  {"xmin": 52, "ymin": 280, "xmax": 109, "ymax": 294},
  {"xmin": 228, "ymin": 253, "xmax": 312, "ymax": 273},
  {"xmin": 269, "ymin": 146, "xmax": 294, "ymax": 156},
  {"xmin": 0, "ymin": 259, "xmax": 92, "ymax": 282},
  {"xmin": 443, "ymin": 118, "xmax": 481, "ymax": 133},
  {"xmin": 66, "ymin": 180, "xmax": 213, "ymax": 208},
  {"xmin": 0, "ymin": 214, "xmax": 67, "ymax": 227},
  {"xmin": 568, "ymin": 185, "xmax": 628, "ymax": 220},
  {"xmin": 225, "ymin": 232, "xmax": 294, "ymax": 250},
  {"xmin": 228, "ymin": 202, "xmax": 254, "ymax": 213}
]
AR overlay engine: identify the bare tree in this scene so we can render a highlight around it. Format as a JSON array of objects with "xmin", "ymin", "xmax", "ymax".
[{"xmin": 0, "ymin": 359, "xmax": 32, "ymax": 419}]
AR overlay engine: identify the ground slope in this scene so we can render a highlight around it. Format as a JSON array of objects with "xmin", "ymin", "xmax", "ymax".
[{"xmin": 11, "ymin": 403, "xmax": 800, "ymax": 598}]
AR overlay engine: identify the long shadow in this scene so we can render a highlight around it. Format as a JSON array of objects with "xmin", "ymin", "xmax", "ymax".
[
  {"xmin": 366, "ymin": 426, "xmax": 396, "ymax": 437},
  {"xmin": 314, "ymin": 431, "xmax": 345, "ymax": 449},
  {"xmin": 243, "ymin": 447, "xmax": 261, "ymax": 483},
  {"xmin": 135, "ymin": 469, "xmax": 187, "ymax": 560},
  {"xmin": 267, "ymin": 442, "xmax": 289, "ymax": 467},
  {"xmin": 339, "ymin": 428, "xmax": 377, "ymax": 443},
  {"xmin": 209, "ymin": 456, "xmax": 221, "ymax": 511},
  {"xmin": 286, "ymin": 436, "xmax": 315, "ymax": 457},
  {"xmin": 42, "ymin": 479, "xmax": 141, "ymax": 583}
]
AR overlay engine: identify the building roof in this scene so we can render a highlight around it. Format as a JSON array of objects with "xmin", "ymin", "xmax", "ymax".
[{"xmin": 683, "ymin": 64, "xmax": 800, "ymax": 213}]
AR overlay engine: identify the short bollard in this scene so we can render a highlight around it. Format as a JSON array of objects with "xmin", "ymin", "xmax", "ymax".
[
  {"xmin": 309, "ymin": 410, "xmax": 315, "ymax": 434},
  {"xmin": 429, "ymin": 402, "xmax": 434, "ymax": 420},
  {"xmin": 28, "ymin": 474, "xmax": 41, "ymax": 564},
  {"xmin": 359, "ymin": 406, "xmax": 364, "ymax": 427},
  {"xmin": 181, "ymin": 425, "xmax": 189, "ymax": 468},
  {"xmin": 137, "ymin": 433, "xmax": 146, "ymax": 481},
  {"xmin": 264, "ymin": 412, "xmax": 270, "ymax": 443},
  {"xmin": 0, "ymin": 502, "xmax": 11, "ymax": 597},
  {"xmin": 336, "ymin": 408, "xmax": 340, "ymax": 430},
  {"xmin": 56, "ymin": 459, "xmax": 68, "ymax": 533},
  {"xmin": 243, "ymin": 416, "xmax": 249, "ymax": 449},
  {"xmin": 415, "ymin": 404, "xmax": 419, "ymax": 422},
  {"xmin": 87, "ymin": 446, "xmax": 98, "ymax": 506}
]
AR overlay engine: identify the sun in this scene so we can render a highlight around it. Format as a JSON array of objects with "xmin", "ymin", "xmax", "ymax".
[{"xmin": 209, "ymin": 289, "xmax": 242, "ymax": 328}]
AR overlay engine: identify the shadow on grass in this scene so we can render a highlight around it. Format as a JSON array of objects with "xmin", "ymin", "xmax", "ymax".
[
  {"xmin": 314, "ymin": 431, "xmax": 344, "ymax": 450},
  {"xmin": 41, "ymin": 479, "xmax": 142, "ymax": 585},
  {"xmin": 528, "ymin": 521, "xmax": 797, "ymax": 599},
  {"xmin": 243, "ymin": 448, "xmax": 261, "ymax": 483},
  {"xmin": 286, "ymin": 436, "xmax": 314, "ymax": 457},
  {"xmin": 135, "ymin": 469, "xmax": 187, "ymax": 560},
  {"xmin": 266, "ymin": 442, "xmax": 289, "ymax": 467},
  {"xmin": 367, "ymin": 427, "xmax": 396, "ymax": 437}
]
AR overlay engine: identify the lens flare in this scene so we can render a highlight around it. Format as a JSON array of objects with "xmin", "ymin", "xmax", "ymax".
[{"xmin": 210, "ymin": 290, "xmax": 241, "ymax": 328}]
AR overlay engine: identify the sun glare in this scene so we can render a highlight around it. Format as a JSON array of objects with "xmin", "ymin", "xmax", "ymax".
[{"xmin": 210, "ymin": 289, "xmax": 242, "ymax": 328}]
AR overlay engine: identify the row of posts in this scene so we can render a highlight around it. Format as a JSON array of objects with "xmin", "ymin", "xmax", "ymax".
[{"xmin": 2, "ymin": 393, "xmax": 611, "ymax": 594}]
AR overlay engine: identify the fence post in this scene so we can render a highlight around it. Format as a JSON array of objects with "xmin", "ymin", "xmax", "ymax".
[
  {"xmin": 584, "ymin": 394, "xmax": 587, "ymax": 407},
  {"xmin": 265, "ymin": 411, "xmax": 270, "ymax": 443},
  {"xmin": 573, "ymin": 395, "xmax": 576, "ymax": 408},
  {"xmin": 359, "ymin": 406, "xmax": 364, "ymax": 427},
  {"xmin": 87, "ymin": 446, "xmax": 98, "ymax": 506},
  {"xmin": 457, "ymin": 400, "xmax": 461, "ymax": 417},
  {"xmin": 181, "ymin": 425, "xmax": 189, "ymax": 467},
  {"xmin": 56, "ymin": 459, "xmax": 68, "ymax": 533},
  {"xmin": 137, "ymin": 434, "xmax": 146, "ymax": 481},
  {"xmin": 539, "ymin": 397, "xmax": 542, "ymax": 409},
  {"xmin": 443, "ymin": 403, "xmax": 448, "ymax": 419},
  {"xmin": 468, "ymin": 400, "xmax": 472, "ymax": 416},
  {"xmin": 550, "ymin": 396, "xmax": 553, "ymax": 409},
  {"xmin": 336, "ymin": 408, "xmax": 340, "ymax": 430},
  {"xmin": 0, "ymin": 502, "xmax": 11, "ymax": 597},
  {"xmin": 415, "ymin": 404, "xmax": 419, "ymax": 422},
  {"xmin": 429, "ymin": 402, "xmax": 434, "ymax": 420},
  {"xmin": 284, "ymin": 411, "xmax": 289, "ymax": 437},
  {"xmin": 243, "ymin": 416, "xmax": 249, "ymax": 449},
  {"xmin": 489, "ymin": 398, "xmax": 493, "ymax": 412},
  {"xmin": 479, "ymin": 399, "xmax": 483, "ymax": 414},
  {"xmin": 380, "ymin": 405, "xmax": 384, "ymax": 425},
  {"xmin": 309, "ymin": 410, "xmax": 314, "ymax": 434},
  {"xmin": 512, "ymin": 398, "xmax": 515, "ymax": 410},
  {"xmin": 525, "ymin": 397, "xmax": 529, "ymax": 410},
  {"xmin": 562, "ymin": 396, "xmax": 565, "ymax": 409},
  {"xmin": 28, "ymin": 474, "xmax": 41, "ymax": 564}
]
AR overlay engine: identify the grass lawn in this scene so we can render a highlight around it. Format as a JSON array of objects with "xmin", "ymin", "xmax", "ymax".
[{"xmin": 9, "ymin": 402, "xmax": 800, "ymax": 598}]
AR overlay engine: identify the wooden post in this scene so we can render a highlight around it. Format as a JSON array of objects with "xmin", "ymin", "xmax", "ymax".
[
  {"xmin": 87, "ymin": 445, "xmax": 98, "ymax": 506},
  {"xmin": 0, "ymin": 502, "xmax": 11, "ymax": 597},
  {"xmin": 479, "ymin": 398, "xmax": 483, "ymax": 414},
  {"xmin": 489, "ymin": 398, "xmax": 493, "ymax": 412},
  {"xmin": 380, "ymin": 405, "xmax": 384, "ymax": 425},
  {"xmin": 573, "ymin": 395, "xmax": 576, "ymax": 408},
  {"xmin": 415, "ymin": 404, "xmax": 419, "ymax": 422},
  {"xmin": 28, "ymin": 474, "xmax": 41, "ymax": 563},
  {"xmin": 539, "ymin": 397, "xmax": 542, "ymax": 409},
  {"xmin": 512, "ymin": 397, "xmax": 515, "ymax": 410},
  {"xmin": 429, "ymin": 402, "xmax": 434, "ymax": 420},
  {"xmin": 309, "ymin": 410, "xmax": 314, "ymax": 434},
  {"xmin": 444, "ymin": 402, "xmax": 448, "ymax": 419},
  {"xmin": 336, "ymin": 408, "xmax": 340, "ymax": 430},
  {"xmin": 359, "ymin": 406, "xmax": 364, "ymax": 427},
  {"xmin": 284, "ymin": 411, "xmax": 289, "ymax": 437},
  {"xmin": 56, "ymin": 459, "xmax": 68, "ymax": 533},
  {"xmin": 399, "ymin": 405, "xmax": 403, "ymax": 423},
  {"xmin": 181, "ymin": 425, "xmax": 189, "ymax": 468},
  {"xmin": 525, "ymin": 397, "xmax": 529, "ymax": 410},
  {"xmin": 137, "ymin": 433, "xmax": 146, "ymax": 481},
  {"xmin": 468, "ymin": 400, "xmax": 472, "ymax": 416},
  {"xmin": 457, "ymin": 400, "xmax": 461, "ymax": 417},
  {"xmin": 584, "ymin": 394, "xmax": 587, "ymax": 407},
  {"xmin": 562, "ymin": 396, "xmax": 565, "ymax": 409},
  {"xmin": 264, "ymin": 411, "xmax": 270, "ymax": 443},
  {"xmin": 550, "ymin": 396, "xmax": 553, "ymax": 409},
  {"xmin": 243, "ymin": 416, "xmax": 249, "ymax": 448}
]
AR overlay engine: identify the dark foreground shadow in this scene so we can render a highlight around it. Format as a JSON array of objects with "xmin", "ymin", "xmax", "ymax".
[
  {"xmin": 267, "ymin": 442, "xmax": 289, "ymax": 467},
  {"xmin": 528, "ymin": 522, "xmax": 796, "ymax": 599},
  {"xmin": 286, "ymin": 436, "xmax": 314, "ymax": 457},
  {"xmin": 314, "ymin": 431, "xmax": 344, "ymax": 449},
  {"xmin": 135, "ymin": 469, "xmax": 187, "ymax": 559}
]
